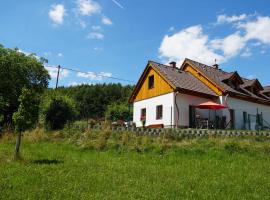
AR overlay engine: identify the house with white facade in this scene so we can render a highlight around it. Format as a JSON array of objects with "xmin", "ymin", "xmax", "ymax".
[{"xmin": 129, "ymin": 58, "xmax": 270, "ymax": 130}]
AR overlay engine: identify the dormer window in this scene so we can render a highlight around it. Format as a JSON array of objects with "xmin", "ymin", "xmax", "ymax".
[
  {"xmin": 148, "ymin": 75, "xmax": 154, "ymax": 89},
  {"xmin": 222, "ymin": 72, "xmax": 243, "ymax": 91},
  {"xmin": 244, "ymin": 79, "xmax": 263, "ymax": 96},
  {"xmin": 264, "ymin": 92, "xmax": 270, "ymax": 97}
]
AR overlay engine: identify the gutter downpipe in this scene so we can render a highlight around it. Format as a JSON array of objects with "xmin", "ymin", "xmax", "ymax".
[
  {"xmin": 224, "ymin": 93, "xmax": 230, "ymax": 129},
  {"xmin": 174, "ymin": 91, "xmax": 180, "ymax": 128}
]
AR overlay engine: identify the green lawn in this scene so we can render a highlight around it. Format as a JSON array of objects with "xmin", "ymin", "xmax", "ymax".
[{"xmin": 1, "ymin": 135, "xmax": 270, "ymax": 199}]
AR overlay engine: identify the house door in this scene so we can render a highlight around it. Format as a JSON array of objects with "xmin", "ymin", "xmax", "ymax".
[
  {"xmin": 229, "ymin": 109, "xmax": 235, "ymax": 129},
  {"xmin": 189, "ymin": 105, "xmax": 196, "ymax": 128}
]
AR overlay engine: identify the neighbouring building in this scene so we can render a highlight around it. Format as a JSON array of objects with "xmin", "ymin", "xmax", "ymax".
[{"xmin": 129, "ymin": 58, "xmax": 270, "ymax": 130}]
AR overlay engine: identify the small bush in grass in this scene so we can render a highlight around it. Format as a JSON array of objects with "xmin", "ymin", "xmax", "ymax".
[
  {"xmin": 139, "ymin": 136, "xmax": 153, "ymax": 152},
  {"xmin": 40, "ymin": 91, "xmax": 78, "ymax": 130},
  {"xmin": 120, "ymin": 132, "xmax": 131, "ymax": 147},
  {"xmin": 94, "ymin": 130, "xmax": 112, "ymax": 150},
  {"xmin": 224, "ymin": 142, "xmax": 242, "ymax": 153},
  {"xmin": 154, "ymin": 136, "xmax": 171, "ymax": 154},
  {"xmin": 24, "ymin": 127, "xmax": 49, "ymax": 142}
]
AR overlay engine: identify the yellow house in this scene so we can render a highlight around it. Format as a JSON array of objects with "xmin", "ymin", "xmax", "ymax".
[{"xmin": 129, "ymin": 58, "xmax": 270, "ymax": 130}]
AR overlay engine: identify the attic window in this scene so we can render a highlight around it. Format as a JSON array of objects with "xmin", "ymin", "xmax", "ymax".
[{"xmin": 148, "ymin": 75, "xmax": 154, "ymax": 89}]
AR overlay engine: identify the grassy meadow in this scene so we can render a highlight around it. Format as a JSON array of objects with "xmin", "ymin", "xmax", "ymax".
[{"xmin": 1, "ymin": 129, "xmax": 270, "ymax": 200}]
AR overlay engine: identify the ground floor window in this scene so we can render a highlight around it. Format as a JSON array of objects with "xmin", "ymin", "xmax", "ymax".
[
  {"xmin": 156, "ymin": 105, "xmax": 163, "ymax": 120},
  {"xmin": 141, "ymin": 108, "xmax": 146, "ymax": 121}
]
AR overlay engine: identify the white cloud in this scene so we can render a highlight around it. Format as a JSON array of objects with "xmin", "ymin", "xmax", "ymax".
[
  {"xmin": 159, "ymin": 15, "xmax": 270, "ymax": 66},
  {"xmin": 68, "ymin": 81, "xmax": 89, "ymax": 86},
  {"xmin": 77, "ymin": 71, "xmax": 112, "ymax": 80},
  {"xmin": 102, "ymin": 16, "xmax": 113, "ymax": 25},
  {"xmin": 79, "ymin": 20, "xmax": 87, "ymax": 29},
  {"xmin": 49, "ymin": 4, "xmax": 66, "ymax": 25},
  {"xmin": 87, "ymin": 32, "xmax": 104, "ymax": 40},
  {"xmin": 18, "ymin": 49, "xmax": 40, "ymax": 60},
  {"xmin": 159, "ymin": 25, "xmax": 225, "ymax": 65},
  {"xmin": 45, "ymin": 66, "xmax": 69, "ymax": 79},
  {"xmin": 92, "ymin": 25, "xmax": 101, "ymax": 30},
  {"xmin": 93, "ymin": 47, "xmax": 103, "ymax": 51},
  {"xmin": 76, "ymin": 0, "xmax": 101, "ymax": 16},
  {"xmin": 241, "ymin": 48, "xmax": 252, "ymax": 57},
  {"xmin": 44, "ymin": 52, "xmax": 52, "ymax": 57},
  {"xmin": 210, "ymin": 32, "xmax": 246, "ymax": 58},
  {"xmin": 217, "ymin": 14, "xmax": 248, "ymax": 24},
  {"xmin": 240, "ymin": 16, "xmax": 270, "ymax": 45},
  {"xmin": 58, "ymin": 53, "xmax": 63, "ymax": 57},
  {"xmin": 168, "ymin": 26, "xmax": 175, "ymax": 32}
]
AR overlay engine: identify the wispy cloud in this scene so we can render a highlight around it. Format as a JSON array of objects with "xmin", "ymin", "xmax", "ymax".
[
  {"xmin": 92, "ymin": 25, "xmax": 102, "ymax": 30},
  {"xmin": 93, "ymin": 47, "xmax": 103, "ymax": 51},
  {"xmin": 102, "ymin": 16, "xmax": 113, "ymax": 25},
  {"xmin": 45, "ymin": 66, "xmax": 69, "ymax": 79},
  {"xmin": 68, "ymin": 81, "xmax": 89, "ymax": 86},
  {"xmin": 87, "ymin": 32, "xmax": 104, "ymax": 40},
  {"xmin": 77, "ymin": 71, "xmax": 112, "ymax": 80},
  {"xmin": 217, "ymin": 14, "xmax": 248, "ymax": 24},
  {"xmin": 48, "ymin": 4, "xmax": 66, "ymax": 25},
  {"xmin": 57, "ymin": 53, "xmax": 63, "ymax": 57},
  {"xmin": 111, "ymin": 0, "xmax": 124, "ymax": 9},
  {"xmin": 44, "ymin": 52, "xmax": 52, "ymax": 57}
]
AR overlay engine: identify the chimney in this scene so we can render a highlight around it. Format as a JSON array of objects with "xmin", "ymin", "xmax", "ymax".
[
  {"xmin": 212, "ymin": 63, "xmax": 219, "ymax": 69},
  {"xmin": 169, "ymin": 61, "xmax": 176, "ymax": 68},
  {"xmin": 213, "ymin": 59, "xmax": 219, "ymax": 69}
]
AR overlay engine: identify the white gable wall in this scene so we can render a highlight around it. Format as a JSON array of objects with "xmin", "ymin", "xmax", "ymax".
[{"xmin": 133, "ymin": 92, "xmax": 175, "ymax": 127}]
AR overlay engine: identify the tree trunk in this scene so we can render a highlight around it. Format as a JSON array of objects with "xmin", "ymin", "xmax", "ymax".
[{"xmin": 14, "ymin": 131, "xmax": 22, "ymax": 160}]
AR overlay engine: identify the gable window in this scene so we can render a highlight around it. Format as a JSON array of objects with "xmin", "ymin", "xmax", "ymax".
[
  {"xmin": 141, "ymin": 108, "xmax": 146, "ymax": 121},
  {"xmin": 156, "ymin": 105, "xmax": 163, "ymax": 120},
  {"xmin": 148, "ymin": 75, "xmax": 154, "ymax": 89}
]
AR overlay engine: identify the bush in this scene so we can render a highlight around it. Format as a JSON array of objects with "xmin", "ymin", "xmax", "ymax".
[
  {"xmin": 40, "ymin": 91, "xmax": 78, "ymax": 130},
  {"xmin": 105, "ymin": 102, "xmax": 130, "ymax": 122}
]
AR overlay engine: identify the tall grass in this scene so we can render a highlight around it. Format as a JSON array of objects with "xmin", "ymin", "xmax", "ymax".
[{"xmin": 1, "ymin": 134, "xmax": 270, "ymax": 199}]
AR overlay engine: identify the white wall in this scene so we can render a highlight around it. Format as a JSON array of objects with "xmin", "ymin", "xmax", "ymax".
[
  {"xmin": 133, "ymin": 92, "xmax": 270, "ymax": 129},
  {"xmin": 133, "ymin": 93, "xmax": 174, "ymax": 127},
  {"xmin": 224, "ymin": 97, "xmax": 270, "ymax": 130},
  {"xmin": 175, "ymin": 93, "xmax": 218, "ymax": 127}
]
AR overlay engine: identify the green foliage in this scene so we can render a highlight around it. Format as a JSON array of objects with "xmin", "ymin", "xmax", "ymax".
[
  {"xmin": 0, "ymin": 96, "xmax": 4, "ymax": 124},
  {"xmin": 41, "ymin": 91, "xmax": 78, "ymax": 130},
  {"xmin": 105, "ymin": 102, "xmax": 130, "ymax": 122},
  {"xmin": 56, "ymin": 83, "xmax": 133, "ymax": 120},
  {"xmin": 0, "ymin": 45, "xmax": 50, "ymax": 125},
  {"xmin": 12, "ymin": 88, "xmax": 40, "ymax": 132}
]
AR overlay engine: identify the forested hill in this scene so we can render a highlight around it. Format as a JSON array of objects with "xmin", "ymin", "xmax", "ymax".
[{"xmin": 55, "ymin": 83, "xmax": 134, "ymax": 120}]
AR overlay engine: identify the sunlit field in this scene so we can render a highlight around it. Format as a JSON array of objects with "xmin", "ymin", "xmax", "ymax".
[{"xmin": 1, "ymin": 130, "xmax": 270, "ymax": 200}]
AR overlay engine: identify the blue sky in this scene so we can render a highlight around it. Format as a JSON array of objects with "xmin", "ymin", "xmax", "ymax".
[{"xmin": 1, "ymin": 0, "xmax": 270, "ymax": 87}]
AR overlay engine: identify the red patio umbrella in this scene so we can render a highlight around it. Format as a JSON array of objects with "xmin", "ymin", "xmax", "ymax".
[
  {"xmin": 195, "ymin": 101, "xmax": 228, "ymax": 129},
  {"xmin": 195, "ymin": 101, "xmax": 227, "ymax": 110}
]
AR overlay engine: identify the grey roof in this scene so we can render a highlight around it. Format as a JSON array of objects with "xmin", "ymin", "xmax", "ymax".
[
  {"xmin": 182, "ymin": 58, "xmax": 270, "ymax": 102},
  {"xmin": 149, "ymin": 61, "xmax": 218, "ymax": 97}
]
